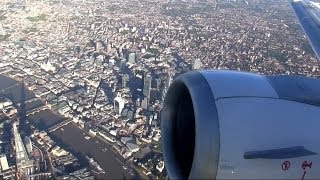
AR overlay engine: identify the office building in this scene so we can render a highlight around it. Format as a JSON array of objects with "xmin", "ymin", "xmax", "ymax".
[
  {"xmin": 162, "ymin": 73, "xmax": 173, "ymax": 101},
  {"xmin": 143, "ymin": 73, "xmax": 152, "ymax": 98},
  {"xmin": 95, "ymin": 55, "xmax": 104, "ymax": 66},
  {"xmin": 0, "ymin": 154, "xmax": 9, "ymax": 171},
  {"xmin": 192, "ymin": 59, "xmax": 202, "ymax": 70},
  {"xmin": 155, "ymin": 78, "xmax": 161, "ymax": 90},
  {"xmin": 114, "ymin": 96, "xmax": 125, "ymax": 115},
  {"xmin": 122, "ymin": 74, "xmax": 129, "ymax": 88},
  {"xmin": 24, "ymin": 137, "xmax": 33, "ymax": 155},
  {"xmin": 141, "ymin": 97, "xmax": 148, "ymax": 110},
  {"xmin": 13, "ymin": 123, "xmax": 34, "ymax": 178},
  {"xmin": 128, "ymin": 53, "xmax": 136, "ymax": 63}
]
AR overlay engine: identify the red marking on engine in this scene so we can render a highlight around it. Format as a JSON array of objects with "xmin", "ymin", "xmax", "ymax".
[
  {"xmin": 302, "ymin": 161, "xmax": 312, "ymax": 170},
  {"xmin": 282, "ymin": 161, "xmax": 290, "ymax": 171},
  {"xmin": 301, "ymin": 171, "xmax": 306, "ymax": 180}
]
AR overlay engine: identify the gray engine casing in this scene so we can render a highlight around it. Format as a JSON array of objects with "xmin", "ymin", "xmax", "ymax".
[{"xmin": 161, "ymin": 70, "xmax": 320, "ymax": 179}]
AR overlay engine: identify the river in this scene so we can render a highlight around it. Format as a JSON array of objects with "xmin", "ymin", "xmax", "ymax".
[{"xmin": 0, "ymin": 74, "xmax": 138, "ymax": 179}]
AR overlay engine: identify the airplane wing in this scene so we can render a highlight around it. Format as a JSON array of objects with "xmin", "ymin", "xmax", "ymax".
[{"xmin": 291, "ymin": 0, "xmax": 320, "ymax": 60}]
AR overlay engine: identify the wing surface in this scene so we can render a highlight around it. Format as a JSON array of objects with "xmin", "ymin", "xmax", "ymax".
[{"xmin": 291, "ymin": 0, "xmax": 320, "ymax": 60}]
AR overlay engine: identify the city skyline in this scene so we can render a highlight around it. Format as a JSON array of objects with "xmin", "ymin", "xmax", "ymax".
[{"xmin": 0, "ymin": 0, "xmax": 319, "ymax": 179}]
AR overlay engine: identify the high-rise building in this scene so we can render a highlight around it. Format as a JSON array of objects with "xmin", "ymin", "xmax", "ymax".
[
  {"xmin": 122, "ymin": 74, "xmax": 129, "ymax": 88},
  {"xmin": 128, "ymin": 53, "xmax": 136, "ymax": 63},
  {"xmin": 141, "ymin": 97, "xmax": 148, "ymax": 110},
  {"xmin": 108, "ymin": 59, "xmax": 115, "ymax": 68},
  {"xmin": 95, "ymin": 41, "xmax": 102, "ymax": 52},
  {"xmin": 161, "ymin": 88, "xmax": 167, "ymax": 102},
  {"xmin": 95, "ymin": 55, "xmax": 104, "ymax": 66},
  {"xmin": 13, "ymin": 123, "xmax": 34, "ymax": 178},
  {"xmin": 136, "ymin": 98, "xmax": 141, "ymax": 107},
  {"xmin": 114, "ymin": 96, "xmax": 125, "ymax": 115},
  {"xmin": 24, "ymin": 137, "xmax": 32, "ymax": 156},
  {"xmin": 155, "ymin": 78, "xmax": 161, "ymax": 90},
  {"xmin": 143, "ymin": 73, "xmax": 152, "ymax": 98},
  {"xmin": 162, "ymin": 73, "xmax": 173, "ymax": 101},
  {"xmin": 166, "ymin": 73, "xmax": 173, "ymax": 89},
  {"xmin": 119, "ymin": 58, "xmax": 127, "ymax": 70},
  {"xmin": 119, "ymin": 45, "xmax": 124, "ymax": 57},
  {"xmin": 106, "ymin": 43, "xmax": 112, "ymax": 54},
  {"xmin": 0, "ymin": 154, "xmax": 9, "ymax": 171},
  {"xmin": 192, "ymin": 59, "xmax": 202, "ymax": 70}
]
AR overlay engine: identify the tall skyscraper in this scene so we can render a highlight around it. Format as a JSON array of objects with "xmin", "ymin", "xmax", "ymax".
[
  {"xmin": 192, "ymin": 59, "xmax": 202, "ymax": 70},
  {"xmin": 114, "ymin": 96, "xmax": 125, "ymax": 115},
  {"xmin": 95, "ymin": 55, "xmax": 104, "ymax": 66},
  {"xmin": 119, "ymin": 45, "xmax": 124, "ymax": 57},
  {"xmin": 162, "ymin": 73, "xmax": 173, "ymax": 102},
  {"xmin": 122, "ymin": 74, "xmax": 129, "ymax": 88},
  {"xmin": 0, "ymin": 154, "xmax": 9, "ymax": 171},
  {"xmin": 155, "ymin": 78, "xmax": 161, "ymax": 90},
  {"xmin": 119, "ymin": 58, "xmax": 127, "ymax": 70},
  {"xmin": 96, "ymin": 41, "xmax": 103, "ymax": 52},
  {"xmin": 166, "ymin": 73, "xmax": 173, "ymax": 88},
  {"xmin": 141, "ymin": 97, "xmax": 148, "ymax": 110},
  {"xmin": 24, "ymin": 137, "xmax": 33, "ymax": 156},
  {"xmin": 106, "ymin": 43, "xmax": 112, "ymax": 54},
  {"xmin": 143, "ymin": 73, "xmax": 152, "ymax": 98},
  {"xmin": 128, "ymin": 53, "xmax": 136, "ymax": 63},
  {"xmin": 13, "ymin": 123, "xmax": 34, "ymax": 178}
]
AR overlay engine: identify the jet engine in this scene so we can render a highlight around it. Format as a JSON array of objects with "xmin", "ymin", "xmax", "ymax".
[{"xmin": 161, "ymin": 70, "xmax": 320, "ymax": 179}]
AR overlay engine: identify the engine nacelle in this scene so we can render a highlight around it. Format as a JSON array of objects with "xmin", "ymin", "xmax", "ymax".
[{"xmin": 161, "ymin": 70, "xmax": 320, "ymax": 179}]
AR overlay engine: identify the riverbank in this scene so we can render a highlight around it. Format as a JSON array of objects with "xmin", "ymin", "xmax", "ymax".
[{"xmin": 0, "ymin": 74, "xmax": 138, "ymax": 179}]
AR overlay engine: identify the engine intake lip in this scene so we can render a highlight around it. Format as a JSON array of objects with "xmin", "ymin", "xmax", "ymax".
[{"xmin": 161, "ymin": 71, "xmax": 220, "ymax": 179}]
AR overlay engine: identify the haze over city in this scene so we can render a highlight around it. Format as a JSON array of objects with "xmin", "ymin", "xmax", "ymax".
[{"xmin": 0, "ymin": 0, "xmax": 319, "ymax": 179}]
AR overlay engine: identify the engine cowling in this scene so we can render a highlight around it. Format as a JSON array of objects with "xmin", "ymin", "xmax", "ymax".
[{"xmin": 161, "ymin": 70, "xmax": 320, "ymax": 179}]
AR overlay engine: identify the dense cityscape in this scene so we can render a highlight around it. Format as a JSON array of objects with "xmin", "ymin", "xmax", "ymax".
[{"xmin": 0, "ymin": 0, "xmax": 319, "ymax": 179}]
